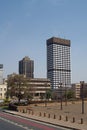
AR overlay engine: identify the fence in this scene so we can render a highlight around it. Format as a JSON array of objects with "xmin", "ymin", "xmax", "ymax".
[{"xmin": 18, "ymin": 108, "xmax": 84, "ymax": 124}]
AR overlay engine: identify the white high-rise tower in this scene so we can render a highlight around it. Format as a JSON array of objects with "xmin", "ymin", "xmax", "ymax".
[{"xmin": 47, "ymin": 37, "xmax": 71, "ymax": 89}]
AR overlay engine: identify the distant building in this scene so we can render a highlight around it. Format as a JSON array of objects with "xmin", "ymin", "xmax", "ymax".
[
  {"xmin": 52, "ymin": 86, "xmax": 71, "ymax": 99},
  {"xmin": 25, "ymin": 78, "xmax": 51, "ymax": 100},
  {"xmin": 72, "ymin": 82, "xmax": 87, "ymax": 98},
  {"xmin": 0, "ymin": 82, "xmax": 7, "ymax": 99},
  {"xmin": 7, "ymin": 73, "xmax": 51, "ymax": 101},
  {"xmin": 0, "ymin": 64, "xmax": 3, "ymax": 84},
  {"xmin": 19, "ymin": 56, "xmax": 34, "ymax": 78},
  {"xmin": 72, "ymin": 83, "xmax": 81, "ymax": 98},
  {"xmin": 47, "ymin": 37, "xmax": 71, "ymax": 89}
]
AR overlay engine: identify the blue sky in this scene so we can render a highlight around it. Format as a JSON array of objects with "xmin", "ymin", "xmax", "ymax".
[{"xmin": 0, "ymin": 0, "xmax": 87, "ymax": 83}]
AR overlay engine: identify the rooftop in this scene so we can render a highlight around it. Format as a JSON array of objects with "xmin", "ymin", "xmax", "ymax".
[{"xmin": 47, "ymin": 37, "xmax": 71, "ymax": 46}]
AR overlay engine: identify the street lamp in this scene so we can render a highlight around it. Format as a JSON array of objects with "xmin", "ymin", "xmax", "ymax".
[
  {"xmin": 65, "ymin": 83, "xmax": 67, "ymax": 106},
  {"xmin": 58, "ymin": 83, "xmax": 63, "ymax": 110},
  {"xmin": 80, "ymin": 81, "xmax": 84, "ymax": 114}
]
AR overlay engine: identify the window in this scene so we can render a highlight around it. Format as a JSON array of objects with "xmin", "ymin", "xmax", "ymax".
[
  {"xmin": 4, "ymin": 88, "xmax": 6, "ymax": 91},
  {"xmin": 0, "ymin": 88, "xmax": 2, "ymax": 91},
  {"xmin": 0, "ymin": 93, "xmax": 2, "ymax": 96}
]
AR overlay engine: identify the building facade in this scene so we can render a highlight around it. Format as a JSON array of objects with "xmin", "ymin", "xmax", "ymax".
[
  {"xmin": 0, "ymin": 82, "xmax": 7, "ymax": 99},
  {"xmin": 72, "ymin": 83, "xmax": 81, "ymax": 98},
  {"xmin": 72, "ymin": 82, "xmax": 87, "ymax": 98},
  {"xmin": 47, "ymin": 37, "xmax": 71, "ymax": 89},
  {"xmin": 19, "ymin": 56, "xmax": 34, "ymax": 78},
  {"xmin": 25, "ymin": 78, "xmax": 51, "ymax": 100}
]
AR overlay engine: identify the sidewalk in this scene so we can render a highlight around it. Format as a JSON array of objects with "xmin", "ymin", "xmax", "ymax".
[{"xmin": 4, "ymin": 109, "xmax": 87, "ymax": 130}]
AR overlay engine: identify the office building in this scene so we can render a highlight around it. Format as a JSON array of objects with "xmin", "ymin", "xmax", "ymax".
[
  {"xmin": 47, "ymin": 37, "xmax": 71, "ymax": 89},
  {"xmin": 7, "ymin": 73, "xmax": 51, "ymax": 101},
  {"xmin": 19, "ymin": 56, "xmax": 34, "ymax": 78},
  {"xmin": 25, "ymin": 78, "xmax": 51, "ymax": 101}
]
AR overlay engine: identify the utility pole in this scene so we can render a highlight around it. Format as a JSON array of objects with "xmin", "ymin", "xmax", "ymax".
[{"xmin": 80, "ymin": 81, "xmax": 84, "ymax": 114}]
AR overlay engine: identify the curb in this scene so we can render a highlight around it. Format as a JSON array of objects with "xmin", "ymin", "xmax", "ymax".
[{"xmin": 3, "ymin": 110, "xmax": 81, "ymax": 130}]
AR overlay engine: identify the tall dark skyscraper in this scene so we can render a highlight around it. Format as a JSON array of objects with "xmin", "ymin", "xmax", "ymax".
[
  {"xmin": 19, "ymin": 56, "xmax": 34, "ymax": 78},
  {"xmin": 47, "ymin": 37, "xmax": 71, "ymax": 89}
]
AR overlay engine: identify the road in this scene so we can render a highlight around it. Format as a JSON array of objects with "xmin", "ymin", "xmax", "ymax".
[{"xmin": 0, "ymin": 111, "xmax": 72, "ymax": 130}]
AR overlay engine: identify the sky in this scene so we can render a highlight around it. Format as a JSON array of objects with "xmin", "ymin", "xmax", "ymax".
[{"xmin": 0, "ymin": 0, "xmax": 87, "ymax": 83}]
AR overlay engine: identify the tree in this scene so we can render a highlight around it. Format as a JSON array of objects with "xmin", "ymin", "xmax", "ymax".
[
  {"xmin": 46, "ymin": 90, "xmax": 52, "ymax": 100},
  {"xmin": 23, "ymin": 85, "xmax": 33, "ymax": 102},
  {"xmin": 7, "ymin": 74, "xmax": 26, "ymax": 104},
  {"xmin": 66, "ymin": 90, "xmax": 75, "ymax": 99}
]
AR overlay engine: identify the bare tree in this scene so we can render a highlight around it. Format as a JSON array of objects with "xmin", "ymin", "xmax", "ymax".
[{"xmin": 7, "ymin": 74, "xmax": 26, "ymax": 104}]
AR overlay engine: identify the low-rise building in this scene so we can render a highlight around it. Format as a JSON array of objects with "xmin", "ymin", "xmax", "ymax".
[
  {"xmin": 0, "ymin": 82, "xmax": 7, "ymax": 99},
  {"xmin": 26, "ymin": 78, "xmax": 51, "ymax": 100},
  {"xmin": 72, "ymin": 83, "xmax": 81, "ymax": 98},
  {"xmin": 72, "ymin": 82, "xmax": 87, "ymax": 99},
  {"xmin": 7, "ymin": 73, "xmax": 51, "ymax": 101},
  {"xmin": 52, "ymin": 86, "xmax": 71, "ymax": 100}
]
